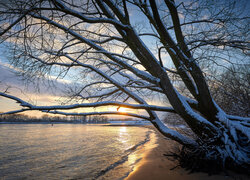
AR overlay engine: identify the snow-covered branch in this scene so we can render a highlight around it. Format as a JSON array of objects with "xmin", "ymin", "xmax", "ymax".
[
  {"xmin": 29, "ymin": 13, "xmax": 159, "ymax": 85},
  {"xmin": 0, "ymin": 92, "xmax": 175, "ymax": 113}
]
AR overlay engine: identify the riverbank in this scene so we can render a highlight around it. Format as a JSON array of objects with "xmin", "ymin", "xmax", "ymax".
[{"xmin": 126, "ymin": 126, "xmax": 249, "ymax": 180}]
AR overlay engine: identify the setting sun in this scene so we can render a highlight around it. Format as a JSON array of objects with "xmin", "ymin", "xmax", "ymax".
[
  {"xmin": 108, "ymin": 106, "xmax": 131, "ymax": 113},
  {"xmin": 117, "ymin": 107, "xmax": 129, "ymax": 113}
]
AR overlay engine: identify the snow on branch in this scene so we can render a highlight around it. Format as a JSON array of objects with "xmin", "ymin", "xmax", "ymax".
[
  {"xmin": 51, "ymin": 0, "xmax": 131, "ymax": 29},
  {"xmin": 29, "ymin": 13, "xmax": 159, "ymax": 85},
  {"xmin": 0, "ymin": 109, "xmax": 30, "ymax": 115},
  {"xmin": 0, "ymin": 92, "xmax": 31, "ymax": 108},
  {"xmin": 227, "ymin": 115, "xmax": 250, "ymax": 122},
  {"xmin": 0, "ymin": 92, "xmax": 175, "ymax": 113}
]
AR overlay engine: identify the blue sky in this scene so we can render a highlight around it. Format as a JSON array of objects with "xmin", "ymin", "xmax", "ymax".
[{"xmin": 0, "ymin": 0, "xmax": 249, "ymax": 117}]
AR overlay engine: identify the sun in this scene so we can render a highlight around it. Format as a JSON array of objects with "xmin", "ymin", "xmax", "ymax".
[
  {"xmin": 108, "ymin": 106, "xmax": 129, "ymax": 113},
  {"xmin": 117, "ymin": 107, "xmax": 129, "ymax": 113}
]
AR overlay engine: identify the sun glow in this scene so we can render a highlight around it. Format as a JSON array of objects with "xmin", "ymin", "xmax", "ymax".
[
  {"xmin": 117, "ymin": 107, "xmax": 130, "ymax": 113},
  {"xmin": 108, "ymin": 106, "xmax": 131, "ymax": 113}
]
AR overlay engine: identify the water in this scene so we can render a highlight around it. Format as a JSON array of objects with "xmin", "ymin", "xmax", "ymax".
[{"xmin": 0, "ymin": 124, "xmax": 155, "ymax": 180}]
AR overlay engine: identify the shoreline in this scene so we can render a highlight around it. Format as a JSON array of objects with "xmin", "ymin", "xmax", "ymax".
[{"xmin": 126, "ymin": 126, "xmax": 249, "ymax": 180}]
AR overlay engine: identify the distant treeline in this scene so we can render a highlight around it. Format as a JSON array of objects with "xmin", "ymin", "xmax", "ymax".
[{"xmin": 0, "ymin": 113, "xmax": 109, "ymax": 123}]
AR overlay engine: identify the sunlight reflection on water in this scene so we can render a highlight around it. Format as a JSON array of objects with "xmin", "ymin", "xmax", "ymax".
[{"xmin": 0, "ymin": 124, "xmax": 155, "ymax": 180}]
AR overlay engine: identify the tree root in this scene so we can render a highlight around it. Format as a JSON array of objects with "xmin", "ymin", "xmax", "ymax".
[{"xmin": 164, "ymin": 145, "xmax": 250, "ymax": 176}]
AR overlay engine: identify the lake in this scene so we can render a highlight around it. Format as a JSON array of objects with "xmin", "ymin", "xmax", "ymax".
[{"xmin": 0, "ymin": 124, "xmax": 155, "ymax": 180}]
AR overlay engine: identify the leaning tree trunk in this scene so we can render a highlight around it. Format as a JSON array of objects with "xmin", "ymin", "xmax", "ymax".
[
  {"xmin": 98, "ymin": 0, "xmax": 250, "ymax": 172},
  {"xmin": 148, "ymin": 0, "xmax": 250, "ymax": 172}
]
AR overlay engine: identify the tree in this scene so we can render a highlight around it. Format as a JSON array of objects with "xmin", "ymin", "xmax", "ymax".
[
  {"xmin": 0, "ymin": 0, "xmax": 249, "ymax": 172},
  {"xmin": 211, "ymin": 65, "xmax": 250, "ymax": 117}
]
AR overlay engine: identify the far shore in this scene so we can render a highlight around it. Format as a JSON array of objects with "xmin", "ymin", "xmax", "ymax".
[
  {"xmin": 0, "ymin": 121, "xmax": 151, "ymax": 126},
  {"xmin": 0, "ymin": 121, "xmax": 84, "ymax": 124},
  {"xmin": 126, "ymin": 126, "xmax": 250, "ymax": 180}
]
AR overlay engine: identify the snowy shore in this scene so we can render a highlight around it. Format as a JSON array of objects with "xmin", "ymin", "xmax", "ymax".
[{"xmin": 126, "ymin": 126, "xmax": 250, "ymax": 180}]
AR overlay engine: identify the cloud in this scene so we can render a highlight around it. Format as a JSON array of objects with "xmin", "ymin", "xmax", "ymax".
[
  {"xmin": 0, "ymin": 62, "xmax": 73, "ymax": 113},
  {"xmin": 0, "ymin": 62, "xmax": 23, "ymax": 86},
  {"xmin": 0, "ymin": 61, "xmax": 72, "ymax": 94}
]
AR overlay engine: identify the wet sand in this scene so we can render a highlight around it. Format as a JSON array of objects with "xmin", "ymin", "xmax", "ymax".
[{"xmin": 126, "ymin": 126, "xmax": 249, "ymax": 180}]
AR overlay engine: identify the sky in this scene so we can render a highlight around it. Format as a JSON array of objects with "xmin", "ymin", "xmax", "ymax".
[
  {"xmin": 0, "ymin": 51, "xmax": 154, "ymax": 118},
  {"xmin": 0, "ymin": 0, "xmax": 165, "ymax": 118},
  {"xmin": 0, "ymin": 61, "xmax": 64, "ymax": 116},
  {"xmin": 0, "ymin": 0, "xmax": 249, "ymax": 118}
]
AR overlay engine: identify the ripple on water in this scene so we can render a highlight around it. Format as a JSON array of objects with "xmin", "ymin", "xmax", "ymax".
[{"xmin": 0, "ymin": 124, "xmax": 155, "ymax": 180}]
